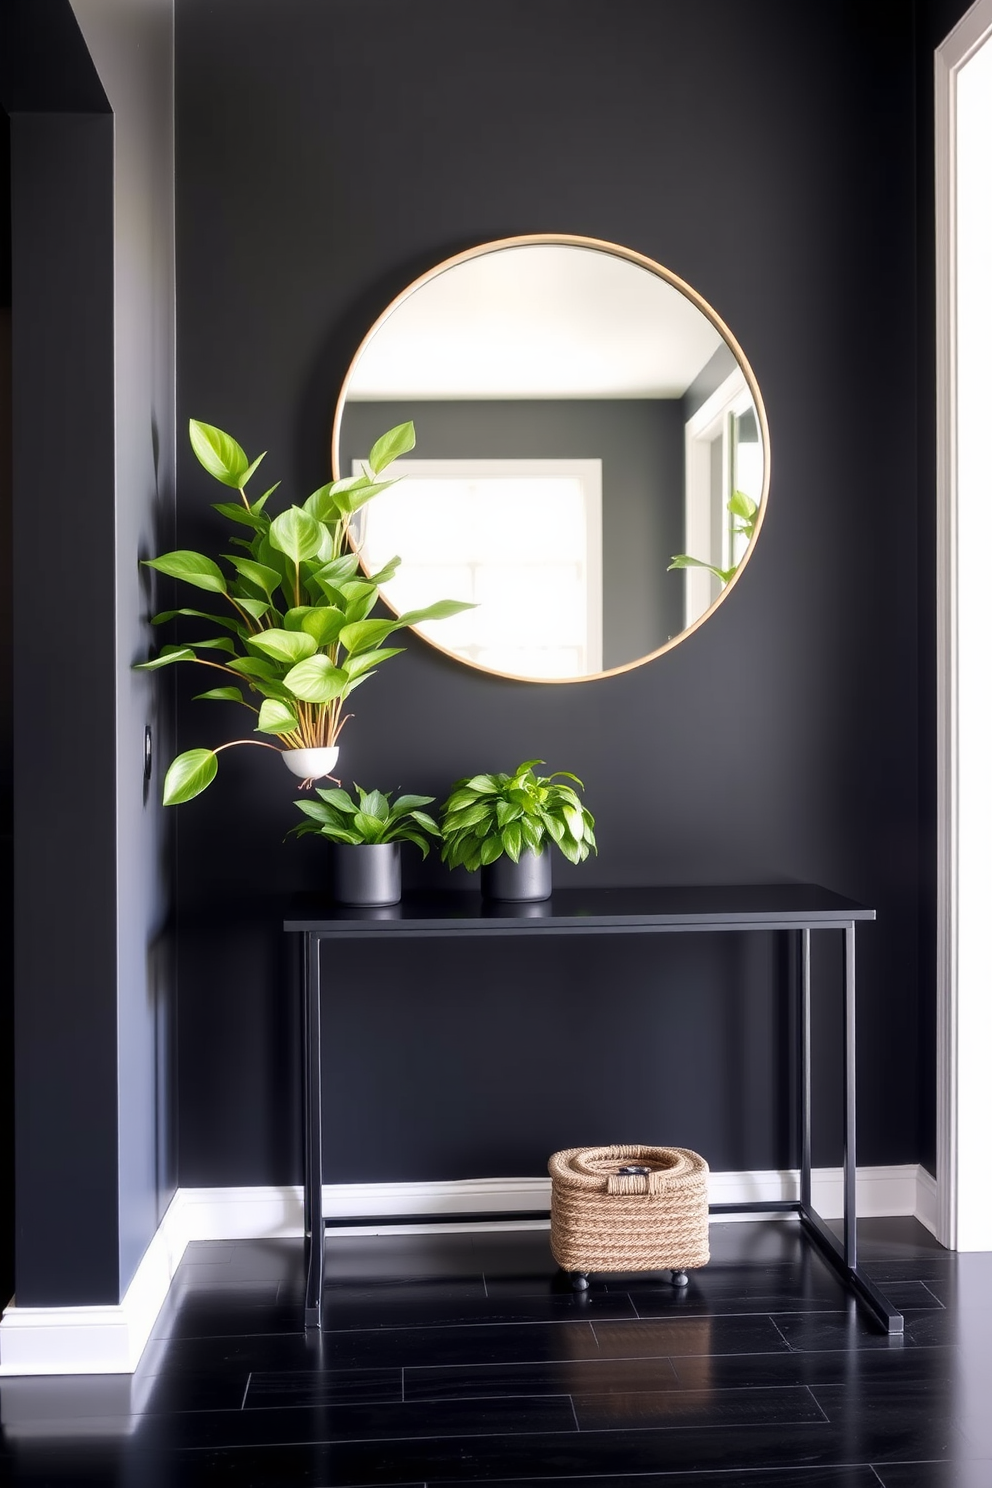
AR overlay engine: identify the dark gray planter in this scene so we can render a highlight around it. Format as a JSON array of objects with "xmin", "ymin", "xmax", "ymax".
[
  {"xmin": 481, "ymin": 845, "xmax": 552, "ymax": 901},
  {"xmin": 329, "ymin": 841, "xmax": 401, "ymax": 906}
]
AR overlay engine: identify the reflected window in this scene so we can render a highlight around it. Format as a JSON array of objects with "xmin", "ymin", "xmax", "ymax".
[
  {"xmin": 682, "ymin": 370, "xmax": 763, "ymax": 628},
  {"xmin": 355, "ymin": 458, "xmax": 603, "ymax": 678}
]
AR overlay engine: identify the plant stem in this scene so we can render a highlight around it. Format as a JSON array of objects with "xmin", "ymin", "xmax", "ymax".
[
  {"xmin": 192, "ymin": 657, "xmax": 250, "ymax": 681},
  {"xmin": 213, "ymin": 738, "xmax": 282, "ymax": 755},
  {"xmin": 223, "ymin": 592, "xmax": 260, "ymax": 633}
]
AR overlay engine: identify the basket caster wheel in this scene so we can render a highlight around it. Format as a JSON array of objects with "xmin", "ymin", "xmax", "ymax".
[
  {"xmin": 571, "ymin": 1272, "xmax": 590, "ymax": 1291},
  {"xmin": 670, "ymin": 1269, "xmax": 689, "ymax": 1287}
]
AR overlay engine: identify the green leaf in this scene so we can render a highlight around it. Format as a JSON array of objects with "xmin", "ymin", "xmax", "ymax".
[
  {"xmin": 192, "ymin": 686, "xmax": 245, "ymax": 703},
  {"xmin": 338, "ymin": 618, "xmax": 398, "ymax": 655},
  {"xmin": 283, "ymin": 606, "xmax": 313, "ymax": 631},
  {"xmin": 239, "ymin": 451, "xmax": 266, "ymax": 487},
  {"xmin": 368, "ymin": 554, "xmax": 402, "ymax": 585},
  {"xmin": 315, "ymin": 787, "xmax": 358, "ymax": 813},
  {"xmin": 318, "ymin": 825, "xmax": 364, "ymax": 845},
  {"xmin": 300, "ymin": 607, "xmax": 346, "ymax": 647},
  {"xmin": 227, "ymin": 655, "xmax": 279, "ymax": 679},
  {"xmin": 152, "ymin": 607, "xmax": 242, "ymax": 633},
  {"xmin": 353, "ymin": 811, "xmax": 387, "ymax": 843},
  {"xmin": 333, "ymin": 475, "xmax": 402, "ymax": 515},
  {"xmin": 338, "ymin": 579, "xmax": 378, "ymax": 604},
  {"xmin": 728, "ymin": 489, "xmax": 758, "ymax": 520},
  {"xmin": 443, "ymin": 801, "xmax": 492, "ymax": 831},
  {"xmin": 295, "ymin": 799, "xmax": 340, "ymax": 824},
  {"xmin": 407, "ymin": 809, "xmax": 441, "ymax": 835},
  {"xmin": 283, "ymin": 654, "xmax": 349, "ymax": 703},
  {"xmin": 234, "ymin": 596, "xmax": 271, "ymax": 620},
  {"xmin": 212, "ymin": 501, "xmax": 265, "ymax": 530},
  {"xmin": 163, "ymin": 747, "xmax": 218, "ymax": 805},
  {"xmin": 303, "ymin": 482, "xmax": 342, "ymax": 524},
  {"xmin": 441, "ymin": 787, "xmax": 480, "ymax": 812},
  {"xmin": 134, "ymin": 647, "xmax": 196, "ymax": 670},
  {"xmin": 144, "ymin": 550, "xmax": 227, "ymax": 594},
  {"xmin": 188, "ymin": 636, "xmax": 237, "ymax": 654},
  {"xmin": 252, "ymin": 482, "xmax": 280, "ymax": 513},
  {"xmin": 269, "ymin": 506, "xmax": 323, "ymax": 563},
  {"xmin": 248, "ymin": 629, "xmax": 318, "ymax": 665},
  {"xmin": 501, "ymin": 821, "xmax": 522, "ymax": 862},
  {"xmin": 391, "ymin": 794, "xmax": 435, "ymax": 814},
  {"xmin": 562, "ymin": 803, "xmax": 585, "ymax": 841},
  {"xmin": 558, "ymin": 834, "xmax": 582, "ymax": 865},
  {"xmin": 341, "ymin": 646, "xmax": 404, "ymax": 680},
  {"xmin": 225, "ymin": 556, "xmax": 283, "ymax": 598},
  {"xmin": 395, "ymin": 829, "xmax": 433, "ymax": 859},
  {"xmin": 479, "ymin": 835, "xmax": 504, "ymax": 866},
  {"xmin": 465, "ymin": 773, "xmax": 499, "ymax": 793},
  {"xmin": 314, "ymin": 554, "xmax": 360, "ymax": 589},
  {"xmin": 396, "ymin": 598, "xmax": 475, "ymax": 626},
  {"xmin": 358, "ymin": 789, "xmax": 390, "ymax": 822},
  {"xmin": 542, "ymin": 812, "xmax": 567, "ymax": 845},
  {"xmin": 667, "ymin": 554, "xmax": 735, "ymax": 584},
  {"xmin": 496, "ymin": 799, "xmax": 523, "ymax": 828},
  {"xmin": 368, "ymin": 421, "xmax": 416, "ymax": 474},
  {"xmin": 189, "ymin": 419, "xmax": 250, "ymax": 488},
  {"xmin": 256, "ymin": 698, "xmax": 300, "ymax": 734},
  {"xmin": 520, "ymin": 817, "xmax": 543, "ymax": 853}
]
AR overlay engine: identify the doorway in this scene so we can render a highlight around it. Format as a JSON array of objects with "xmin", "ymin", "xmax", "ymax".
[{"xmin": 935, "ymin": 0, "xmax": 992, "ymax": 1251}]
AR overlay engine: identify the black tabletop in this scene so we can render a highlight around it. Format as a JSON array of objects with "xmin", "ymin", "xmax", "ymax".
[{"xmin": 284, "ymin": 883, "xmax": 874, "ymax": 935}]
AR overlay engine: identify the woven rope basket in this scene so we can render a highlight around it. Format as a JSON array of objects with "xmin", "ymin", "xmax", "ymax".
[{"xmin": 549, "ymin": 1144, "xmax": 710, "ymax": 1273}]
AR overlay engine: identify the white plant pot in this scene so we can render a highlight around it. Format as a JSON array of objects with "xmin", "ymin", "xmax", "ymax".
[{"xmin": 281, "ymin": 746, "xmax": 339, "ymax": 781}]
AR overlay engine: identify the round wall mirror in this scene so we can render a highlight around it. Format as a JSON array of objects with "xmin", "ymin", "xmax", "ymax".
[{"xmin": 332, "ymin": 234, "xmax": 769, "ymax": 683}]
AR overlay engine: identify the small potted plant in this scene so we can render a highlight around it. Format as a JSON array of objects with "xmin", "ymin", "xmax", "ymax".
[
  {"xmin": 137, "ymin": 418, "xmax": 471, "ymax": 803},
  {"xmin": 439, "ymin": 760, "xmax": 596, "ymax": 901},
  {"xmin": 288, "ymin": 784, "xmax": 440, "ymax": 905}
]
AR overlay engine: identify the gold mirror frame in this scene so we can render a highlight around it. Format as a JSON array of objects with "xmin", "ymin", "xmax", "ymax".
[{"xmin": 331, "ymin": 233, "xmax": 771, "ymax": 684}]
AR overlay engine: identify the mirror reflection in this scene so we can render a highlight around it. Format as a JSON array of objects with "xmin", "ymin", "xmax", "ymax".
[{"xmin": 334, "ymin": 237, "xmax": 768, "ymax": 682}]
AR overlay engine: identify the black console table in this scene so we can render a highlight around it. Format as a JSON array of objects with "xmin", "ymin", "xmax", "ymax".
[{"xmin": 285, "ymin": 884, "xmax": 903, "ymax": 1335}]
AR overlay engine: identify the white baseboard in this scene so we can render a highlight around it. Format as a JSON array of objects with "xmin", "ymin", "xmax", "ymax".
[
  {"xmin": 0, "ymin": 1190, "xmax": 187, "ymax": 1378},
  {"xmin": 0, "ymin": 1164, "xmax": 939, "ymax": 1378},
  {"xmin": 916, "ymin": 1164, "xmax": 939, "ymax": 1237}
]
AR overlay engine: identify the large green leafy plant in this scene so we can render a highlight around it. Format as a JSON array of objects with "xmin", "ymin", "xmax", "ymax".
[
  {"xmin": 288, "ymin": 785, "xmax": 441, "ymax": 858},
  {"xmin": 439, "ymin": 760, "xmax": 597, "ymax": 871},
  {"xmin": 138, "ymin": 419, "xmax": 469, "ymax": 803}
]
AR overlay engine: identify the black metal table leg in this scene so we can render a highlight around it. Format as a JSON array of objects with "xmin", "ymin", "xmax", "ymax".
[
  {"xmin": 796, "ymin": 922, "xmax": 904, "ymax": 1335},
  {"xmin": 303, "ymin": 931, "xmax": 324, "ymax": 1327},
  {"xmin": 843, "ymin": 922, "xmax": 857, "ymax": 1268},
  {"xmin": 800, "ymin": 927, "xmax": 812, "ymax": 1212}
]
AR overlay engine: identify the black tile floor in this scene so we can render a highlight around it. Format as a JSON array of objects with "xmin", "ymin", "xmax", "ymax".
[{"xmin": 2, "ymin": 1218, "xmax": 992, "ymax": 1487}]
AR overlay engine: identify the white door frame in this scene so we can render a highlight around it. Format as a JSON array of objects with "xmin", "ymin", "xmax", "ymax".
[
  {"xmin": 934, "ymin": 0, "xmax": 992, "ymax": 1251},
  {"xmin": 682, "ymin": 367, "xmax": 750, "ymax": 628}
]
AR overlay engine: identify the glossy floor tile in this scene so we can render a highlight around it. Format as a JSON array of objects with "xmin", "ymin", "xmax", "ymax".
[{"xmin": 2, "ymin": 1219, "xmax": 992, "ymax": 1486}]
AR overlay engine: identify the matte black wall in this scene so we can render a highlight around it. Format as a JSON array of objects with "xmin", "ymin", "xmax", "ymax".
[
  {"xmin": 341, "ymin": 397, "xmax": 686, "ymax": 664},
  {"xmin": 174, "ymin": 0, "xmax": 922, "ymax": 1189},
  {"xmin": 70, "ymin": 0, "xmax": 179, "ymax": 1303},
  {"xmin": 1, "ymin": 107, "xmax": 13, "ymax": 1308},
  {"xmin": 4, "ymin": 0, "xmax": 176, "ymax": 1307},
  {"xmin": 9, "ymin": 100, "xmax": 121, "ymax": 1309}
]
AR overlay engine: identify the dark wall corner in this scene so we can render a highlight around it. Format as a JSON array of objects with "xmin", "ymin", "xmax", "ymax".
[
  {"xmin": 6, "ymin": 0, "xmax": 177, "ymax": 1309},
  {"xmin": 1, "ymin": 104, "xmax": 14, "ymax": 1309}
]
